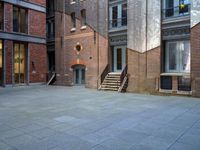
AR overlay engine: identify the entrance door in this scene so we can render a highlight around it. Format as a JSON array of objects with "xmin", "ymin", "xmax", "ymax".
[
  {"xmin": 0, "ymin": 40, "xmax": 3, "ymax": 86},
  {"xmin": 74, "ymin": 65, "xmax": 85, "ymax": 85},
  {"xmin": 14, "ymin": 43, "xmax": 27, "ymax": 85},
  {"xmin": 113, "ymin": 46, "xmax": 126, "ymax": 72}
]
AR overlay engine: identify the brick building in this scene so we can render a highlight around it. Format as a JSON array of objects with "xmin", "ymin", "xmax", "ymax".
[
  {"xmin": 0, "ymin": 0, "xmax": 47, "ymax": 87},
  {"xmin": 47, "ymin": 0, "xmax": 108, "ymax": 88},
  {"xmin": 47, "ymin": 0, "xmax": 200, "ymax": 97}
]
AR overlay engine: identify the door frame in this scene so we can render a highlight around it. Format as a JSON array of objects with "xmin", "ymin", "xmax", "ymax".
[
  {"xmin": 113, "ymin": 45, "xmax": 126, "ymax": 72},
  {"xmin": 13, "ymin": 42, "xmax": 28, "ymax": 86},
  {"xmin": 73, "ymin": 64, "xmax": 86, "ymax": 86}
]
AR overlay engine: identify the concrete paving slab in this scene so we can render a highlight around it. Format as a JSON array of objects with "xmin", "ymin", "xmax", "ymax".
[{"xmin": 0, "ymin": 85, "xmax": 200, "ymax": 150}]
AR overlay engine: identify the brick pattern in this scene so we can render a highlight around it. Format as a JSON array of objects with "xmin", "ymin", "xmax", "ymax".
[
  {"xmin": 191, "ymin": 23, "xmax": 200, "ymax": 97},
  {"xmin": 5, "ymin": 40, "xmax": 13, "ymax": 85},
  {"xmin": 127, "ymin": 47, "xmax": 160, "ymax": 93},
  {"xmin": 29, "ymin": 43, "xmax": 47, "ymax": 83},
  {"xmin": 55, "ymin": 12, "xmax": 108, "ymax": 88},
  {"xmin": 28, "ymin": 9, "xmax": 46, "ymax": 37},
  {"xmin": 4, "ymin": 3, "xmax": 12, "ymax": 32}
]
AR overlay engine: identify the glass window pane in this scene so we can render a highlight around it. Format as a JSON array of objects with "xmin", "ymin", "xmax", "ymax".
[
  {"xmin": 20, "ymin": 8, "xmax": 27, "ymax": 33},
  {"xmin": 168, "ymin": 43, "xmax": 177, "ymax": 71},
  {"xmin": 122, "ymin": 4, "xmax": 127, "ymax": 26},
  {"xmin": 13, "ymin": 7, "xmax": 19, "ymax": 32},
  {"xmin": 180, "ymin": 41, "xmax": 190, "ymax": 72},
  {"xmin": 0, "ymin": 40, "xmax": 2, "ymax": 85},
  {"xmin": 112, "ymin": 6, "xmax": 118, "ymax": 27}
]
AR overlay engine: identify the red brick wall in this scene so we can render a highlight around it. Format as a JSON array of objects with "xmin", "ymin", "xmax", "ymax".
[
  {"xmin": 4, "ymin": 3, "xmax": 12, "ymax": 32},
  {"xmin": 29, "ymin": 43, "xmax": 47, "ymax": 83},
  {"xmin": 191, "ymin": 23, "xmax": 200, "ymax": 97},
  {"xmin": 5, "ymin": 40, "xmax": 13, "ymax": 84},
  {"xmin": 55, "ymin": 13, "xmax": 108, "ymax": 88},
  {"xmin": 29, "ymin": 10, "xmax": 46, "ymax": 37},
  {"xmin": 28, "ymin": 0, "xmax": 46, "ymax": 6},
  {"xmin": 127, "ymin": 47, "xmax": 160, "ymax": 93}
]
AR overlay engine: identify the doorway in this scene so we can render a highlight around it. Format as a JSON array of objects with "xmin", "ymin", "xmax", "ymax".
[
  {"xmin": 113, "ymin": 46, "xmax": 126, "ymax": 72},
  {"xmin": 73, "ymin": 65, "xmax": 85, "ymax": 85},
  {"xmin": 14, "ymin": 43, "xmax": 27, "ymax": 85}
]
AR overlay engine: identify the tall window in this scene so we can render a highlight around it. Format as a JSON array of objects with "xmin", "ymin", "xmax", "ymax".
[
  {"xmin": 165, "ymin": 40, "xmax": 190, "ymax": 73},
  {"xmin": 164, "ymin": 0, "xmax": 190, "ymax": 18},
  {"xmin": 110, "ymin": 3, "xmax": 127, "ymax": 29},
  {"xmin": 0, "ymin": 2, "xmax": 3, "ymax": 30},
  {"xmin": 71, "ymin": 12, "xmax": 76, "ymax": 28},
  {"xmin": 81, "ymin": 9, "xmax": 86, "ymax": 26},
  {"xmin": 111, "ymin": 6, "xmax": 118, "ymax": 28},
  {"xmin": 122, "ymin": 4, "xmax": 127, "ymax": 26},
  {"xmin": 13, "ymin": 6, "xmax": 28, "ymax": 33}
]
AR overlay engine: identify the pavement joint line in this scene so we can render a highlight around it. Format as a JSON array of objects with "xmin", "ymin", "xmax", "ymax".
[{"xmin": 166, "ymin": 118, "xmax": 200, "ymax": 150}]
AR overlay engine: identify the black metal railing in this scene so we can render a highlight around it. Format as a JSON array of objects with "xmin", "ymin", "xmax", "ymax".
[
  {"xmin": 120, "ymin": 65, "xmax": 127, "ymax": 86},
  {"xmin": 162, "ymin": 4, "xmax": 191, "ymax": 19},
  {"xmin": 100, "ymin": 64, "xmax": 110, "ymax": 84},
  {"xmin": 109, "ymin": 17, "xmax": 127, "ymax": 29}
]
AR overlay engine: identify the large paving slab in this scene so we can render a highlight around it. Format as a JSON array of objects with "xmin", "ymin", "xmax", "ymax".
[{"xmin": 0, "ymin": 86, "xmax": 200, "ymax": 150}]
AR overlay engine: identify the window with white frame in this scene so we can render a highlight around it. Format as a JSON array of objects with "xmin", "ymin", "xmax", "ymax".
[
  {"xmin": 165, "ymin": 40, "xmax": 190, "ymax": 73},
  {"xmin": 163, "ymin": 0, "xmax": 190, "ymax": 18},
  {"xmin": 109, "ymin": 3, "xmax": 127, "ymax": 29}
]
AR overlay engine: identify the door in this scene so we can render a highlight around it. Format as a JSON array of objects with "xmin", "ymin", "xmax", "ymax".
[
  {"xmin": 14, "ymin": 43, "xmax": 27, "ymax": 85},
  {"xmin": 113, "ymin": 46, "xmax": 126, "ymax": 72},
  {"xmin": 74, "ymin": 65, "xmax": 85, "ymax": 85},
  {"xmin": 0, "ymin": 40, "xmax": 3, "ymax": 86}
]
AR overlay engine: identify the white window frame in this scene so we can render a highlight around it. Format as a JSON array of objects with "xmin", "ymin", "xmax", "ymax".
[{"xmin": 165, "ymin": 40, "xmax": 190, "ymax": 73}]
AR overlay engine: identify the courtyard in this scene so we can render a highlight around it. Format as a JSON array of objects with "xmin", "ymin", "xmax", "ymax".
[{"xmin": 0, "ymin": 86, "xmax": 200, "ymax": 150}]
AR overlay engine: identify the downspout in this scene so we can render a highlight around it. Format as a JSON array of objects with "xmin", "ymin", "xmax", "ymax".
[{"xmin": 97, "ymin": 0, "xmax": 100, "ymax": 88}]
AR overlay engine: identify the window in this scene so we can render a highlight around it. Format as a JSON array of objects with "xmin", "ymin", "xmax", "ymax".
[
  {"xmin": 163, "ymin": 0, "xmax": 190, "ymax": 18},
  {"xmin": 13, "ymin": 6, "xmax": 28, "ymax": 33},
  {"xmin": 109, "ymin": 3, "xmax": 127, "ymax": 29},
  {"xmin": 0, "ymin": 2, "xmax": 3, "ymax": 30},
  {"xmin": 71, "ymin": 12, "xmax": 76, "ymax": 29},
  {"xmin": 81, "ymin": 9, "xmax": 86, "ymax": 27},
  {"xmin": 122, "ymin": 4, "xmax": 127, "ymax": 26},
  {"xmin": 165, "ymin": 40, "xmax": 190, "ymax": 73}
]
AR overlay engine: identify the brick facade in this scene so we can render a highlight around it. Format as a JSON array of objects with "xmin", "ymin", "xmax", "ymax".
[
  {"xmin": 54, "ymin": 11, "xmax": 108, "ymax": 88},
  {"xmin": 127, "ymin": 47, "xmax": 160, "ymax": 93},
  {"xmin": 191, "ymin": 23, "xmax": 200, "ymax": 97},
  {"xmin": 1, "ymin": 1, "xmax": 47, "ymax": 86}
]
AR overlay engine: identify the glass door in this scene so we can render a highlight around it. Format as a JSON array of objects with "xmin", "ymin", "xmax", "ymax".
[
  {"xmin": 14, "ymin": 43, "xmax": 27, "ymax": 85},
  {"xmin": 74, "ymin": 65, "xmax": 85, "ymax": 85},
  {"xmin": 113, "ymin": 46, "xmax": 126, "ymax": 72}
]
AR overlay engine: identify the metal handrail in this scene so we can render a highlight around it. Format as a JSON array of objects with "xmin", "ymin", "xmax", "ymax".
[
  {"xmin": 100, "ymin": 64, "xmax": 110, "ymax": 84},
  {"xmin": 120, "ymin": 65, "xmax": 127, "ymax": 86},
  {"xmin": 109, "ymin": 17, "xmax": 127, "ymax": 29}
]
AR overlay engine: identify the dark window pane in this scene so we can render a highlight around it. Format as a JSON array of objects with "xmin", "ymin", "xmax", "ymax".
[
  {"xmin": 161, "ymin": 76, "xmax": 172, "ymax": 90},
  {"xmin": 112, "ymin": 6, "xmax": 118, "ymax": 27},
  {"xmin": 122, "ymin": 4, "xmax": 127, "ymax": 26},
  {"xmin": 13, "ymin": 7, "xmax": 19, "ymax": 32},
  {"xmin": 178, "ymin": 76, "xmax": 191, "ymax": 91},
  {"xmin": 0, "ymin": 3, "xmax": 3, "ymax": 30}
]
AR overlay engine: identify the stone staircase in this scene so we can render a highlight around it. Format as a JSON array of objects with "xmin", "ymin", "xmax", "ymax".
[{"xmin": 100, "ymin": 72, "xmax": 121, "ymax": 91}]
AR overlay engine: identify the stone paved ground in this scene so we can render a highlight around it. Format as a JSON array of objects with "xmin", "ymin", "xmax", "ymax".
[{"xmin": 0, "ymin": 86, "xmax": 200, "ymax": 150}]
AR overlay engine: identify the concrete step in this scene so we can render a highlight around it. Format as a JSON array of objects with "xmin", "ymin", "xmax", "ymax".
[{"xmin": 101, "ymin": 87, "xmax": 118, "ymax": 91}]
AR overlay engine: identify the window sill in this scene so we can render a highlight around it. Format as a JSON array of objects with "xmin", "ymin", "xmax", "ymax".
[
  {"xmin": 160, "ymin": 72, "xmax": 190, "ymax": 77},
  {"xmin": 70, "ymin": 2, "xmax": 76, "ymax": 4},
  {"xmin": 70, "ymin": 28, "xmax": 76, "ymax": 32},
  {"xmin": 80, "ymin": 26, "xmax": 87, "ymax": 30}
]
